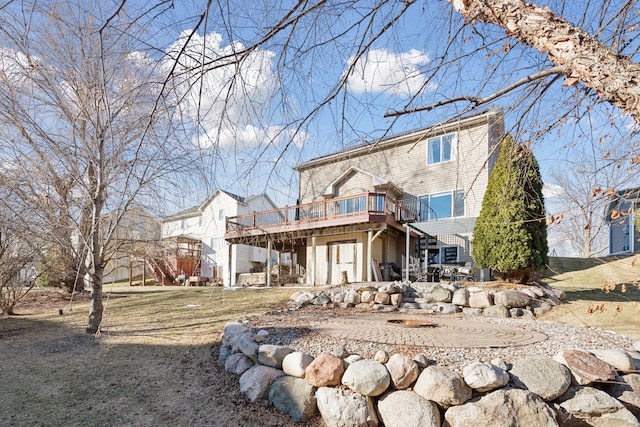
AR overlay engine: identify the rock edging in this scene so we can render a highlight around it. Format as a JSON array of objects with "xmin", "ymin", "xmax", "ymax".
[{"xmin": 218, "ymin": 321, "xmax": 640, "ymax": 426}]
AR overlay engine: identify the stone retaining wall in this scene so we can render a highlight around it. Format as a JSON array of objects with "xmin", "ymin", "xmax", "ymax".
[
  {"xmin": 218, "ymin": 321, "xmax": 640, "ymax": 426},
  {"xmin": 290, "ymin": 281, "xmax": 566, "ymax": 318}
]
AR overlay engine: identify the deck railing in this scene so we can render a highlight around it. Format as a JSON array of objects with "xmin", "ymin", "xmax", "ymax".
[{"xmin": 226, "ymin": 192, "xmax": 417, "ymax": 233}]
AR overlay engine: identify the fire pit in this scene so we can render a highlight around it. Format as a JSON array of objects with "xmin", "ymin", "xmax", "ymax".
[{"xmin": 387, "ymin": 319, "xmax": 437, "ymax": 328}]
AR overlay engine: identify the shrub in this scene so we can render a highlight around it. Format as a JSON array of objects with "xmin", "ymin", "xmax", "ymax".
[{"xmin": 472, "ymin": 135, "xmax": 548, "ymax": 283}]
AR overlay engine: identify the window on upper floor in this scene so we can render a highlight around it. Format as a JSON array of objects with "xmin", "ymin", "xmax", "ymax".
[
  {"xmin": 418, "ymin": 190, "xmax": 464, "ymax": 221},
  {"xmin": 180, "ymin": 219, "xmax": 187, "ymax": 229},
  {"xmin": 427, "ymin": 133, "xmax": 456, "ymax": 165},
  {"xmin": 218, "ymin": 209, "xmax": 225, "ymax": 221}
]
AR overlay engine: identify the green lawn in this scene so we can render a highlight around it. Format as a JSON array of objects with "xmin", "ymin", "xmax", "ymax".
[{"xmin": 540, "ymin": 256, "xmax": 640, "ymax": 339}]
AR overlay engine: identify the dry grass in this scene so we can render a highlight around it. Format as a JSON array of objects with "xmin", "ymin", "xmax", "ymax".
[
  {"xmin": 540, "ymin": 256, "xmax": 640, "ymax": 339},
  {"xmin": 0, "ymin": 285, "xmax": 319, "ymax": 426}
]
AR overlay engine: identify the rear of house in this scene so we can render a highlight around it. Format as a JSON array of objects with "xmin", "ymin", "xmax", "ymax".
[{"xmin": 226, "ymin": 108, "xmax": 504, "ymax": 285}]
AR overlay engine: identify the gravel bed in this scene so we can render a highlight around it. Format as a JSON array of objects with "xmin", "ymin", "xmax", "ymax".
[{"xmin": 241, "ymin": 305, "xmax": 636, "ymax": 374}]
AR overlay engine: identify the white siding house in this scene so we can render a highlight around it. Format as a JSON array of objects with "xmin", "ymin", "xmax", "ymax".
[{"xmin": 162, "ymin": 190, "xmax": 279, "ymax": 286}]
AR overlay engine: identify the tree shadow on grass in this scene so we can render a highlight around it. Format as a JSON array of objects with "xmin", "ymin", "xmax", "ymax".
[{"xmin": 563, "ymin": 284, "xmax": 640, "ymax": 303}]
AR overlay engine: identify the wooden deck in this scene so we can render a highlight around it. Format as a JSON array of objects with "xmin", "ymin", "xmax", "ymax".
[{"xmin": 225, "ymin": 192, "xmax": 417, "ymax": 243}]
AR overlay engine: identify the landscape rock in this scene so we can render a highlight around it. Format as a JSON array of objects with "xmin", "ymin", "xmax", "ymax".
[
  {"xmin": 493, "ymin": 290, "xmax": 533, "ymax": 308},
  {"xmin": 254, "ymin": 329, "xmax": 269, "ymax": 343},
  {"xmin": 305, "ymin": 353, "xmax": 345, "ymax": 387},
  {"xmin": 462, "ymin": 307, "xmax": 483, "ymax": 316},
  {"xmin": 239, "ymin": 365, "xmax": 285, "ymax": 402},
  {"xmin": 360, "ymin": 291, "xmax": 375, "ymax": 303},
  {"xmin": 282, "ymin": 351, "xmax": 314, "ymax": 378},
  {"xmin": 468, "ymin": 291, "xmax": 493, "ymax": 308},
  {"xmin": 217, "ymin": 344, "xmax": 232, "ymax": 366},
  {"xmin": 556, "ymin": 386, "xmax": 640, "ymax": 427},
  {"xmin": 444, "ymin": 388, "xmax": 558, "ymax": 427},
  {"xmin": 374, "ymin": 350, "xmax": 389, "ymax": 364},
  {"xmin": 386, "ymin": 353, "xmax": 420, "ymax": 390},
  {"xmin": 311, "ymin": 294, "xmax": 331, "ymax": 305},
  {"xmin": 451, "ymin": 288, "xmax": 469, "ymax": 306},
  {"xmin": 431, "ymin": 285, "xmax": 452, "ymax": 303},
  {"xmin": 377, "ymin": 390, "xmax": 440, "ymax": 427},
  {"xmin": 600, "ymin": 374, "xmax": 640, "ymax": 418},
  {"xmin": 332, "ymin": 345, "xmax": 349, "ymax": 359},
  {"xmin": 258, "ymin": 344, "xmax": 295, "ymax": 369},
  {"xmin": 414, "ymin": 366, "xmax": 472, "ymax": 408},
  {"xmin": 221, "ymin": 322, "xmax": 251, "ymax": 346},
  {"xmin": 390, "ymin": 293, "xmax": 403, "ymax": 307},
  {"xmin": 344, "ymin": 290, "xmax": 361, "ymax": 305},
  {"xmin": 482, "ymin": 304, "xmax": 510, "ymax": 318},
  {"xmin": 590, "ymin": 348, "xmax": 636, "ymax": 372},
  {"xmin": 491, "ymin": 357, "xmax": 510, "ymax": 371},
  {"xmin": 462, "ymin": 360, "xmax": 509, "ymax": 393},
  {"xmin": 268, "ymin": 376, "xmax": 317, "ymax": 422},
  {"xmin": 433, "ymin": 302, "xmax": 460, "ymax": 314},
  {"xmin": 413, "ymin": 353, "xmax": 431, "ymax": 369},
  {"xmin": 330, "ymin": 291, "xmax": 345, "ymax": 304},
  {"xmin": 238, "ymin": 334, "xmax": 260, "ymax": 362},
  {"xmin": 509, "ymin": 357, "xmax": 571, "ymax": 401},
  {"xmin": 634, "ymin": 341, "xmax": 640, "ymax": 352},
  {"xmin": 224, "ymin": 352, "xmax": 254, "ymax": 375},
  {"xmin": 531, "ymin": 300, "xmax": 553, "ymax": 316},
  {"xmin": 554, "ymin": 349, "xmax": 617, "ymax": 385},
  {"xmin": 341, "ymin": 359, "xmax": 391, "ymax": 397},
  {"xmin": 374, "ymin": 292, "xmax": 391, "ymax": 305},
  {"xmin": 315, "ymin": 387, "xmax": 378, "ymax": 427},
  {"xmin": 379, "ymin": 283, "xmax": 404, "ymax": 294},
  {"xmin": 344, "ymin": 354, "xmax": 363, "ymax": 366}
]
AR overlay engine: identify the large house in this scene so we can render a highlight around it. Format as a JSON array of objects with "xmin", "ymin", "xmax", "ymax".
[
  {"xmin": 606, "ymin": 188, "xmax": 640, "ymax": 255},
  {"xmin": 225, "ymin": 108, "xmax": 505, "ymax": 285},
  {"xmin": 161, "ymin": 190, "xmax": 280, "ymax": 286}
]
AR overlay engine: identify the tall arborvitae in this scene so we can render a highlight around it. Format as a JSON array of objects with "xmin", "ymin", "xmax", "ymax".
[{"xmin": 472, "ymin": 135, "xmax": 548, "ymax": 283}]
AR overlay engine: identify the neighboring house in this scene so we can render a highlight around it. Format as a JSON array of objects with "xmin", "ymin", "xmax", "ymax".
[
  {"xmin": 102, "ymin": 207, "xmax": 161, "ymax": 284},
  {"xmin": 161, "ymin": 189, "xmax": 280, "ymax": 286},
  {"xmin": 606, "ymin": 188, "xmax": 640, "ymax": 255},
  {"xmin": 225, "ymin": 108, "xmax": 504, "ymax": 285}
]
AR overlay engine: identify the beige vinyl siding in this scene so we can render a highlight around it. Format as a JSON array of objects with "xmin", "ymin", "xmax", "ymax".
[
  {"xmin": 298, "ymin": 116, "xmax": 500, "ymax": 223},
  {"xmin": 333, "ymin": 170, "xmax": 373, "ymax": 198}
]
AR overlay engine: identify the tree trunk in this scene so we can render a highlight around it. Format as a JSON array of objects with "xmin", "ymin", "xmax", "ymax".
[
  {"xmin": 85, "ymin": 268, "xmax": 103, "ymax": 334},
  {"xmin": 451, "ymin": 0, "xmax": 640, "ymax": 122}
]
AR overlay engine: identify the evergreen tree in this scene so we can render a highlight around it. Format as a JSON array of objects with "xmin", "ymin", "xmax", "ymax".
[{"xmin": 472, "ymin": 135, "xmax": 548, "ymax": 283}]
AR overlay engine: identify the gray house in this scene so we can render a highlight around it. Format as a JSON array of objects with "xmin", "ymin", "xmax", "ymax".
[{"xmin": 606, "ymin": 188, "xmax": 640, "ymax": 255}]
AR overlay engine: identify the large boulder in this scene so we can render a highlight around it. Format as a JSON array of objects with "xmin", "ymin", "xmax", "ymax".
[
  {"xmin": 258, "ymin": 344, "xmax": 294, "ymax": 369},
  {"xmin": 344, "ymin": 290, "xmax": 361, "ymax": 305},
  {"xmin": 509, "ymin": 357, "xmax": 572, "ymax": 401},
  {"xmin": 224, "ymin": 352, "xmax": 254, "ymax": 376},
  {"xmin": 556, "ymin": 386, "xmax": 640, "ymax": 427},
  {"xmin": 341, "ymin": 359, "xmax": 391, "ymax": 397},
  {"xmin": 414, "ymin": 366, "xmax": 472, "ymax": 408},
  {"xmin": 268, "ymin": 376, "xmax": 318, "ymax": 422},
  {"xmin": 238, "ymin": 365, "xmax": 285, "ymax": 402},
  {"xmin": 238, "ymin": 335, "xmax": 260, "ymax": 362},
  {"xmin": 431, "ymin": 285, "xmax": 452, "ymax": 303},
  {"xmin": 468, "ymin": 291, "xmax": 493, "ymax": 308},
  {"xmin": 452, "ymin": 288, "xmax": 469, "ymax": 306},
  {"xmin": 590, "ymin": 348, "xmax": 637, "ymax": 373},
  {"xmin": 444, "ymin": 388, "xmax": 558, "ymax": 427},
  {"xmin": 493, "ymin": 290, "xmax": 534, "ymax": 308},
  {"xmin": 315, "ymin": 387, "xmax": 378, "ymax": 427},
  {"xmin": 554, "ymin": 349, "xmax": 617, "ymax": 385},
  {"xmin": 482, "ymin": 304, "xmax": 510, "ymax": 318},
  {"xmin": 282, "ymin": 351, "xmax": 314, "ymax": 378},
  {"xmin": 377, "ymin": 390, "xmax": 440, "ymax": 427},
  {"xmin": 305, "ymin": 353, "xmax": 345, "ymax": 387},
  {"xmin": 600, "ymin": 374, "xmax": 640, "ymax": 418},
  {"xmin": 374, "ymin": 292, "xmax": 391, "ymax": 305},
  {"xmin": 386, "ymin": 354, "xmax": 419, "ymax": 390},
  {"xmin": 462, "ymin": 361, "xmax": 509, "ymax": 393}
]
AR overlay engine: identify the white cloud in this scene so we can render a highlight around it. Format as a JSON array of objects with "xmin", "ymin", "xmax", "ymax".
[
  {"xmin": 164, "ymin": 30, "xmax": 290, "ymax": 150},
  {"xmin": 543, "ymin": 183, "xmax": 565, "ymax": 199},
  {"xmin": 346, "ymin": 48, "xmax": 435, "ymax": 97}
]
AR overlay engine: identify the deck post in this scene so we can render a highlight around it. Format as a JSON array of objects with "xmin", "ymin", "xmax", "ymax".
[
  {"xmin": 229, "ymin": 243, "xmax": 236, "ymax": 287},
  {"xmin": 267, "ymin": 240, "xmax": 272, "ymax": 287},
  {"xmin": 367, "ymin": 228, "xmax": 373, "ymax": 282},
  {"xmin": 311, "ymin": 234, "xmax": 317, "ymax": 286},
  {"xmin": 405, "ymin": 224, "xmax": 410, "ymax": 282}
]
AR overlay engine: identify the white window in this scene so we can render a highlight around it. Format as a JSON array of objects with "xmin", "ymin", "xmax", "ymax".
[
  {"xmin": 180, "ymin": 219, "xmax": 187, "ymax": 229},
  {"xmin": 427, "ymin": 133, "xmax": 456, "ymax": 165},
  {"xmin": 218, "ymin": 209, "xmax": 225, "ymax": 221},
  {"xmin": 419, "ymin": 190, "xmax": 464, "ymax": 221}
]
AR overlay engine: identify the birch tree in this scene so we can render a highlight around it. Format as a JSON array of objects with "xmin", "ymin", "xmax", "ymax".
[{"xmin": 0, "ymin": 2, "xmax": 196, "ymax": 333}]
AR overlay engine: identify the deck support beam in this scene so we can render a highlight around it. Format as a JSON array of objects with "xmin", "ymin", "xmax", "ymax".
[
  {"xmin": 311, "ymin": 234, "xmax": 317, "ymax": 286},
  {"xmin": 267, "ymin": 240, "xmax": 272, "ymax": 287},
  {"xmin": 367, "ymin": 228, "xmax": 373, "ymax": 282}
]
